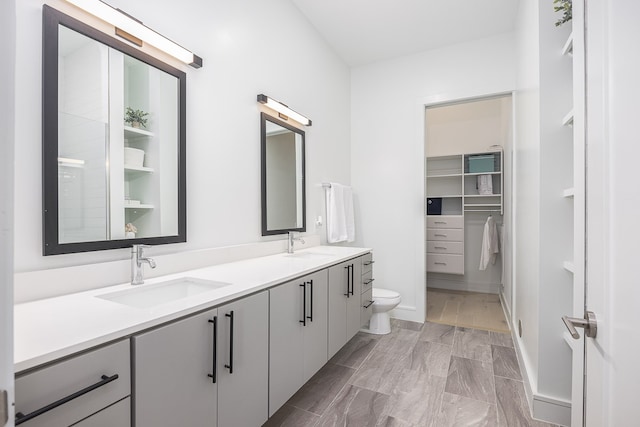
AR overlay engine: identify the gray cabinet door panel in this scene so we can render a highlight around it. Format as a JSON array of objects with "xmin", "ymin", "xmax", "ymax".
[
  {"xmin": 133, "ymin": 309, "xmax": 217, "ymax": 427},
  {"xmin": 303, "ymin": 269, "xmax": 329, "ymax": 382},
  {"xmin": 346, "ymin": 258, "xmax": 363, "ymax": 339},
  {"xmin": 217, "ymin": 291, "xmax": 269, "ymax": 427},
  {"xmin": 269, "ymin": 279, "xmax": 305, "ymax": 416},
  {"xmin": 328, "ymin": 261, "xmax": 349, "ymax": 358}
]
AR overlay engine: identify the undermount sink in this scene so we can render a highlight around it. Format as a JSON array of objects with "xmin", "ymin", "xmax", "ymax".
[
  {"xmin": 284, "ymin": 251, "xmax": 334, "ymax": 260},
  {"xmin": 97, "ymin": 277, "xmax": 231, "ymax": 309}
]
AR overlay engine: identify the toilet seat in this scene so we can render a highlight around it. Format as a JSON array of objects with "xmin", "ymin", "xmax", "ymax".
[{"xmin": 372, "ymin": 288, "xmax": 399, "ymax": 299}]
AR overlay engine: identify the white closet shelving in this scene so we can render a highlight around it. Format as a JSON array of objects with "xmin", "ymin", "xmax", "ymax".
[{"xmin": 425, "ymin": 151, "xmax": 503, "ymax": 275}]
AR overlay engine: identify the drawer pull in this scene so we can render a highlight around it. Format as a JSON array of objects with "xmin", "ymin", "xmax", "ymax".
[
  {"xmin": 364, "ymin": 278, "xmax": 375, "ymax": 285},
  {"xmin": 434, "ymin": 246, "xmax": 447, "ymax": 250},
  {"xmin": 434, "ymin": 262, "xmax": 447, "ymax": 265},
  {"xmin": 15, "ymin": 374, "xmax": 119, "ymax": 425},
  {"xmin": 434, "ymin": 221, "xmax": 447, "ymax": 224},
  {"xmin": 363, "ymin": 300, "xmax": 375, "ymax": 309},
  {"xmin": 364, "ymin": 260, "xmax": 375, "ymax": 266},
  {"xmin": 434, "ymin": 234, "xmax": 447, "ymax": 237}
]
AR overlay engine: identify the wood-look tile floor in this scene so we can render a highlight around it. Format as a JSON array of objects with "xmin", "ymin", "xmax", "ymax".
[
  {"xmin": 264, "ymin": 320, "xmax": 558, "ymax": 427},
  {"xmin": 426, "ymin": 288, "xmax": 510, "ymax": 333}
]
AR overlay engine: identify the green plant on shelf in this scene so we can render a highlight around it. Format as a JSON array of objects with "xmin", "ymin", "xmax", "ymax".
[
  {"xmin": 124, "ymin": 107, "xmax": 149, "ymax": 129},
  {"xmin": 553, "ymin": 0, "xmax": 572, "ymax": 27}
]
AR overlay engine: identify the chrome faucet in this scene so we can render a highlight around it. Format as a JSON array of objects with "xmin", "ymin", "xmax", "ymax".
[
  {"xmin": 287, "ymin": 231, "xmax": 305, "ymax": 254},
  {"xmin": 131, "ymin": 244, "xmax": 156, "ymax": 285}
]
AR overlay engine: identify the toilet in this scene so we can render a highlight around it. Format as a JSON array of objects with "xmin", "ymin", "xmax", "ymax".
[{"xmin": 362, "ymin": 288, "xmax": 401, "ymax": 335}]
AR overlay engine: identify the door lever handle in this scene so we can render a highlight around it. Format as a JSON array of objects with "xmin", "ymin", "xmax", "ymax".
[{"xmin": 562, "ymin": 311, "xmax": 597, "ymax": 339}]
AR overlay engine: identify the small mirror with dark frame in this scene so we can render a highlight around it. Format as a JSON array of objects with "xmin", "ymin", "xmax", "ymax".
[
  {"xmin": 261, "ymin": 112, "xmax": 306, "ymax": 236},
  {"xmin": 42, "ymin": 5, "xmax": 187, "ymax": 255}
]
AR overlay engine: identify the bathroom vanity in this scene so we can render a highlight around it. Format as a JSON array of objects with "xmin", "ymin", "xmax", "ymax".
[{"xmin": 14, "ymin": 246, "xmax": 374, "ymax": 426}]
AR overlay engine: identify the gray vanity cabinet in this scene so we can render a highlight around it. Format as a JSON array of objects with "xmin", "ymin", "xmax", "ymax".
[
  {"xmin": 328, "ymin": 256, "xmax": 364, "ymax": 358},
  {"xmin": 133, "ymin": 290, "xmax": 269, "ymax": 427},
  {"xmin": 269, "ymin": 269, "xmax": 328, "ymax": 416}
]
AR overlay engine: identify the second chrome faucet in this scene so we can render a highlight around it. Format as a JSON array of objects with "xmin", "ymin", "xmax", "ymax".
[{"xmin": 131, "ymin": 244, "xmax": 156, "ymax": 285}]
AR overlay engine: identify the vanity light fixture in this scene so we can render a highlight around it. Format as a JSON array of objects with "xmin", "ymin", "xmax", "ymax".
[
  {"xmin": 257, "ymin": 94, "xmax": 312, "ymax": 126},
  {"xmin": 61, "ymin": 0, "xmax": 203, "ymax": 68}
]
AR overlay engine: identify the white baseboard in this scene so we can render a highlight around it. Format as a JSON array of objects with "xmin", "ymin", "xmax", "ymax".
[
  {"xmin": 532, "ymin": 394, "xmax": 571, "ymax": 426},
  {"xmin": 509, "ymin": 308, "xmax": 572, "ymax": 427},
  {"xmin": 427, "ymin": 278, "xmax": 501, "ymax": 294},
  {"xmin": 391, "ymin": 305, "xmax": 423, "ymax": 323}
]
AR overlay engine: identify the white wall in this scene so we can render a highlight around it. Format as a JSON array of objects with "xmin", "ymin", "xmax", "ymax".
[
  {"xmin": 514, "ymin": 0, "xmax": 541, "ymax": 396},
  {"xmin": 351, "ymin": 33, "xmax": 516, "ymax": 323},
  {"xmin": 0, "ymin": 0, "xmax": 16, "ymax": 418},
  {"xmin": 513, "ymin": 0, "xmax": 573, "ymax": 423},
  {"xmin": 14, "ymin": 0, "xmax": 351, "ymax": 300}
]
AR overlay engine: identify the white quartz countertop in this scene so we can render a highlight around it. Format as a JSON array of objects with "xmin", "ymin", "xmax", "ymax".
[{"xmin": 15, "ymin": 246, "xmax": 371, "ymax": 373}]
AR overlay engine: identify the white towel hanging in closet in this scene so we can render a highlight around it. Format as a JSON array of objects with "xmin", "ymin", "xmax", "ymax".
[{"xmin": 479, "ymin": 215, "xmax": 499, "ymax": 270}]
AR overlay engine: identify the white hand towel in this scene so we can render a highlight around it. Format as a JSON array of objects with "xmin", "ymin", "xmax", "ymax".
[
  {"xmin": 327, "ymin": 183, "xmax": 355, "ymax": 243},
  {"xmin": 477, "ymin": 174, "xmax": 493, "ymax": 195},
  {"xmin": 479, "ymin": 215, "xmax": 499, "ymax": 270}
]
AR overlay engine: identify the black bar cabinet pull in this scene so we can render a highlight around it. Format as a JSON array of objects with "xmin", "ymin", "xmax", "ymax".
[
  {"xmin": 15, "ymin": 374, "xmax": 119, "ymax": 425},
  {"xmin": 307, "ymin": 280, "xmax": 313, "ymax": 322},
  {"xmin": 225, "ymin": 311, "xmax": 234, "ymax": 374},
  {"xmin": 300, "ymin": 283, "xmax": 307, "ymax": 326},
  {"xmin": 350, "ymin": 264, "xmax": 355, "ymax": 296},
  {"xmin": 364, "ymin": 300, "xmax": 375, "ymax": 309},
  {"xmin": 344, "ymin": 265, "xmax": 350, "ymax": 297},
  {"xmin": 364, "ymin": 260, "xmax": 375, "ymax": 266},
  {"xmin": 207, "ymin": 316, "xmax": 218, "ymax": 383},
  {"xmin": 364, "ymin": 278, "xmax": 375, "ymax": 285}
]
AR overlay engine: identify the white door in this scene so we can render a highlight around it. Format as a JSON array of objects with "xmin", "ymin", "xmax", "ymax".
[{"xmin": 569, "ymin": 1, "xmax": 640, "ymax": 425}]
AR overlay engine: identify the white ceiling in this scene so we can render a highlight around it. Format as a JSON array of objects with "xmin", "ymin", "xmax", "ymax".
[{"xmin": 291, "ymin": 0, "xmax": 521, "ymax": 67}]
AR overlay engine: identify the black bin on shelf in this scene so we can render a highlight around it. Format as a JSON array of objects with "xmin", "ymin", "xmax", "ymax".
[{"xmin": 427, "ymin": 198, "xmax": 442, "ymax": 215}]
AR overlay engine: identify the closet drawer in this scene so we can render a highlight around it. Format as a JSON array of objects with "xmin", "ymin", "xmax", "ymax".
[
  {"xmin": 362, "ymin": 271, "xmax": 374, "ymax": 294},
  {"xmin": 361, "ymin": 252, "xmax": 374, "ymax": 275},
  {"xmin": 427, "ymin": 228, "xmax": 463, "ymax": 242},
  {"xmin": 427, "ymin": 241, "xmax": 464, "ymax": 255},
  {"xmin": 427, "ymin": 254, "xmax": 464, "ymax": 274},
  {"xmin": 15, "ymin": 340, "xmax": 131, "ymax": 427},
  {"xmin": 427, "ymin": 215, "xmax": 463, "ymax": 229},
  {"xmin": 361, "ymin": 288, "xmax": 374, "ymax": 326}
]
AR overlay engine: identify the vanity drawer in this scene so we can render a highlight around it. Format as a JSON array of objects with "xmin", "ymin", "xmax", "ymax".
[
  {"xmin": 427, "ymin": 228, "xmax": 463, "ymax": 242},
  {"xmin": 15, "ymin": 340, "xmax": 131, "ymax": 427},
  {"xmin": 427, "ymin": 241, "xmax": 464, "ymax": 255},
  {"xmin": 427, "ymin": 215, "xmax": 463, "ymax": 229},
  {"xmin": 427, "ymin": 254, "xmax": 464, "ymax": 274},
  {"xmin": 361, "ymin": 252, "xmax": 374, "ymax": 275},
  {"xmin": 361, "ymin": 288, "xmax": 374, "ymax": 326},
  {"xmin": 361, "ymin": 271, "xmax": 374, "ymax": 294}
]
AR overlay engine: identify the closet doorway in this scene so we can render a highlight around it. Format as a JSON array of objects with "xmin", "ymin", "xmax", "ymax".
[{"xmin": 424, "ymin": 94, "xmax": 513, "ymax": 333}]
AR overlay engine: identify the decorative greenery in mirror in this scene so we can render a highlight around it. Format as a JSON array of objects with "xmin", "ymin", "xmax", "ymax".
[
  {"xmin": 43, "ymin": 6, "xmax": 186, "ymax": 255},
  {"xmin": 261, "ymin": 113, "xmax": 306, "ymax": 236}
]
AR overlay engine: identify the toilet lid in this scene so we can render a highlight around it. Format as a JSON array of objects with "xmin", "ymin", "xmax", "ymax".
[{"xmin": 373, "ymin": 288, "xmax": 399, "ymax": 299}]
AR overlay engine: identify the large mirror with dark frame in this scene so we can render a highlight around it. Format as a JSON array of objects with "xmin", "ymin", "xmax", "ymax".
[
  {"xmin": 42, "ymin": 5, "xmax": 186, "ymax": 255},
  {"xmin": 261, "ymin": 112, "xmax": 306, "ymax": 236}
]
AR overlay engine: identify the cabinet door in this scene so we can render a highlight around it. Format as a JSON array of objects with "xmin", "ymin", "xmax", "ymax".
[
  {"xmin": 302, "ymin": 269, "xmax": 329, "ymax": 382},
  {"xmin": 269, "ymin": 280, "xmax": 305, "ymax": 416},
  {"xmin": 74, "ymin": 397, "xmax": 130, "ymax": 427},
  {"xmin": 217, "ymin": 291, "xmax": 269, "ymax": 427},
  {"xmin": 346, "ymin": 257, "xmax": 363, "ymax": 339},
  {"xmin": 328, "ymin": 261, "xmax": 349, "ymax": 358},
  {"xmin": 133, "ymin": 308, "xmax": 218, "ymax": 427}
]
